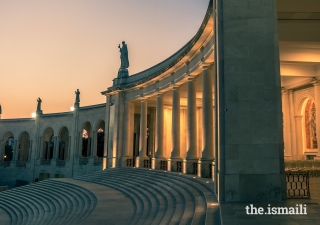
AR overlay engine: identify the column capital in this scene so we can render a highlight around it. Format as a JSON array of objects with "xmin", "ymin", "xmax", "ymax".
[
  {"xmin": 172, "ymin": 85, "xmax": 180, "ymax": 90},
  {"xmin": 201, "ymin": 62, "xmax": 214, "ymax": 70},
  {"xmin": 139, "ymin": 97, "xmax": 148, "ymax": 101},
  {"xmin": 281, "ymin": 87, "xmax": 287, "ymax": 94},
  {"xmin": 311, "ymin": 78, "xmax": 320, "ymax": 86}
]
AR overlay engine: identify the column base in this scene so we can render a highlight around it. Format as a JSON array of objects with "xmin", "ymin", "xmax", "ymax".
[
  {"xmin": 183, "ymin": 158, "xmax": 199, "ymax": 175},
  {"xmin": 199, "ymin": 159, "xmax": 214, "ymax": 178},
  {"xmin": 88, "ymin": 156, "xmax": 94, "ymax": 164},
  {"xmin": 10, "ymin": 160, "xmax": 16, "ymax": 168},
  {"xmin": 107, "ymin": 157, "xmax": 116, "ymax": 168},
  {"xmin": 169, "ymin": 158, "xmax": 183, "ymax": 172}
]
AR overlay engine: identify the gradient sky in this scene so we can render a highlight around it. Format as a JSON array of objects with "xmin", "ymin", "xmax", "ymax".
[{"xmin": 0, "ymin": 0, "xmax": 208, "ymax": 119}]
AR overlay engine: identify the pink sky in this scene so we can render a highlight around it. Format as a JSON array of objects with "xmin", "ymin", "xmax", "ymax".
[{"xmin": 0, "ymin": 0, "xmax": 208, "ymax": 119}]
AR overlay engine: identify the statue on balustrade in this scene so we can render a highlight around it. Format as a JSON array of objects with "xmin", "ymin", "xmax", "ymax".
[
  {"xmin": 37, "ymin": 98, "xmax": 42, "ymax": 111},
  {"xmin": 118, "ymin": 41, "xmax": 129, "ymax": 69}
]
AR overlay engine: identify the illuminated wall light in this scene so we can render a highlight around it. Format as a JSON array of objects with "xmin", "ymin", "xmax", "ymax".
[
  {"xmin": 31, "ymin": 113, "xmax": 36, "ymax": 118},
  {"xmin": 70, "ymin": 106, "xmax": 75, "ymax": 111}
]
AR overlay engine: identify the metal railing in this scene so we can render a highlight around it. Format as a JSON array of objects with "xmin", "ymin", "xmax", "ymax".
[
  {"xmin": 3, "ymin": 161, "xmax": 11, "ymax": 167},
  {"xmin": 193, "ymin": 163, "xmax": 198, "ymax": 175},
  {"xmin": 177, "ymin": 161, "xmax": 182, "ymax": 172},
  {"xmin": 94, "ymin": 157, "xmax": 103, "ymax": 165},
  {"xmin": 286, "ymin": 171, "xmax": 310, "ymax": 198},
  {"xmin": 56, "ymin": 159, "xmax": 66, "ymax": 167},
  {"xmin": 160, "ymin": 161, "xmax": 168, "ymax": 170},
  {"xmin": 16, "ymin": 161, "xmax": 26, "ymax": 167},
  {"xmin": 41, "ymin": 159, "xmax": 51, "ymax": 165},
  {"xmin": 144, "ymin": 159, "xmax": 151, "ymax": 168},
  {"xmin": 127, "ymin": 159, "xmax": 134, "ymax": 167},
  {"xmin": 79, "ymin": 157, "xmax": 88, "ymax": 165}
]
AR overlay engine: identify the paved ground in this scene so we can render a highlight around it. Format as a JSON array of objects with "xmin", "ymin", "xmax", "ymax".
[
  {"xmin": 220, "ymin": 177, "xmax": 320, "ymax": 225},
  {"xmin": 60, "ymin": 179, "xmax": 134, "ymax": 225}
]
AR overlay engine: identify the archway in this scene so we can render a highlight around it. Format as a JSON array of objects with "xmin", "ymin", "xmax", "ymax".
[
  {"xmin": 58, "ymin": 126, "xmax": 69, "ymax": 160},
  {"xmin": 96, "ymin": 120, "xmax": 105, "ymax": 158},
  {"xmin": 18, "ymin": 131, "xmax": 30, "ymax": 162},
  {"xmin": 82, "ymin": 122, "xmax": 92, "ymax": 157},
  {"xmin": 43, "ymin": 127, "xmax": 54, "ymax": 161},
  {"xmin": 302, "ymin": 98, "xmax": 318, "ymax": 159},
  {"xmin": 2, "ymin": 131, "xmax": 14, "ymax": 163}
]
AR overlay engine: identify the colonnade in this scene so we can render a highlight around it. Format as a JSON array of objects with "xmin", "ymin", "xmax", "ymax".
[{"xmin": 123, "ymin": 63, "xmax": 215, "ymax": 177}]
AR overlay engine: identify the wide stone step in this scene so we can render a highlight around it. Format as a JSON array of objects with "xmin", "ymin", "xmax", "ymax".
[
  {"xmin": 0, "ymin": 179, "xmax": 97, "ymax": 225},
  {"xmin": 76, "ymin": 168, "xmax": 206, "ymax": 225}
]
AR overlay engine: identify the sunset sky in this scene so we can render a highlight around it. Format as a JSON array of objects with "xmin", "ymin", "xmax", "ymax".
[{"xmin": 0, "ymin": 0, "xmax": 208, "ymax": 119}]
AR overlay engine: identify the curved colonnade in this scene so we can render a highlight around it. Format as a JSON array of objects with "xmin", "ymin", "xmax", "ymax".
[{"xmin": 0, "ymin": 0, "xmax": 217, "ymax": 186}]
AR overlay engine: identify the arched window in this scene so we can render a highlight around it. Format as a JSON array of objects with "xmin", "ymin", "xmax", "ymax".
[{"xmin": 305, "ymin": 99, "xmax": 317, "ymax": 149}]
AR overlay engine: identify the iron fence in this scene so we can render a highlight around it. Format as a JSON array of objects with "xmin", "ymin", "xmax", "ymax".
[
  {"xmin": 286, "ymin": 171, "xmax": 310, "ymax": 198},
  {"xmin": 79, "ymin": 157, "xmax": 88, "ymax": 165},
  {"xmin": 193, "ymin": 163, "xmax": 198, "ymax": 175},
  {"xmin": 56, "ymin": 160, "xmax": 66, "ymax": 167},
  {"xmin": 177, "ymin": 161, "xmax": 182, "ymax": 172},
  {"xmin": 127, "ymin": 159, "xmax": 134, "ymax": 167},
  {"xmin": 16, "ymin": 161, "xmax": 26, "ymax": 167},
  {"xmin": 160, "ymin": 161, "xmax": 168, "ymax": 170},
  {"xmin": 144, "ymin": 159, "xmax": 151, "ymax": 168},
  {"xmin": 94, "ymin": 157, "xmax": 103, "ymax": 165},
  {"xmin": 41, "ymin": 159, "xmax": 51, "ymax": 165}
]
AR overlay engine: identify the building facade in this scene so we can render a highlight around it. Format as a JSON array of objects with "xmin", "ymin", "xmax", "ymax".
[{"xmin": 0, "ymin": 0, "xmax": 319, "ymax": 201}]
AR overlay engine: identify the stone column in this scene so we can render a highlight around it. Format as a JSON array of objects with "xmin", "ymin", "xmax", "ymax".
[
  {"xmin": 155, "ymin": 94, "xmax": 165, "ymax": 169},
  {"xmin": 171, "ymin": 87, "xmax": 181, "ymax": 159},
  {"xmin": 51, "ymin": 136, "xmax": 59, "ymax": 165},
  {"xmin": 93, "ymin": 131, "xmax": 98, "ymax": 157},
  {"xmin": 28, "ymin": 140, "xmax": 32, "ymax": 161},
  {"xmin": 53, "ymin": 136, "xmax": 59, "ymax": 160},
  {"xmin": 78, "ymin": 132, "xmax": 83, "ymax": 156},
  {"xmin": 11, "ymin": 140, "xmax": 18, "ymax": 167},
  {"xmin": 103, "ymin": 95, "xmax": 111, "ymax": 169},
  {"xmin": 312, "ymin": 81, "xmax": 320, "ymax": 160},
  {"xmin": 87, "ymin": 138, "xmax": 91, "ymax": 157},
  {"xmin": 122, "ymin": 101, "xmax": 134, "ymax": 166},
  {"xmin": 38, "ymin": 137, "xmax": 43, "ymax": 159},
  {"xmin": 201, "ymin": 64, "xmax": 214, "ymax": 159},
  {"xmin": 90, "ymin": 132, "xmax": 96, "ymax": 157},
  {"xmin": 149, "ymin": 107, "xmax": 156, "ymax": 158},
  {"xmin": 215, "ymin": 0, "xmax": 285, "ymax": 201},
  {"xmin": 184, "ymin": 77, "xmax": 198, "ymax": 174},
  {"xmin": 282, "ymin": 88, "xmax": 292, "ymax": 160},
  {"xmin": 187, "ymin": 77, "xmax": 197, "ymax": 158},
  {"xmin": 13, "ymin": 140, "xmax": 18, "ymax": 161},
  {"xmin": 47, "ymin": 140, "xmax": 51, "ymax": 159},
  {"xmin": 288, "ymin": 90, "xmax": 298, "ymax": 159},
  {"xmin": 0, "ymin": 140, "xmax": 2, "ymax": 162},
  {"xmin": 67, "ymin": 135, "xmax": 71, "ymax": 160},
  {"xmin": 295, "ymin": 116, "xmax": 304, "ymax": 159},
  {"xmin": 136, "ymin": 99, "xmax": 148, "ymax": 167}
]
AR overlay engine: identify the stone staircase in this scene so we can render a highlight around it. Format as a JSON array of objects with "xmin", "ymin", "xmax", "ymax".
[
  {"xmin": 76, "ymin": 167, "xmax": 221, "ymax": 225},
  {"xmin": 0, "ymin": 168, "xmax": 221, "ymax": 225},
  {"xmin": 0, "ymin": 179, "xmax": 97, "ymax": 225}
]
